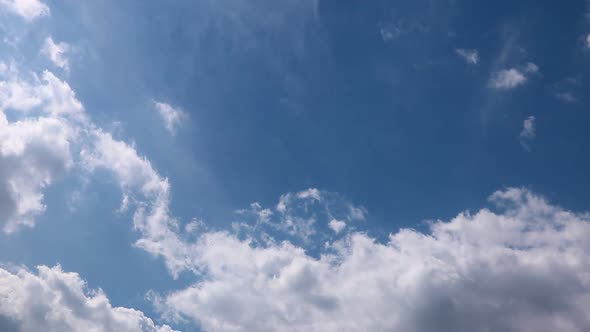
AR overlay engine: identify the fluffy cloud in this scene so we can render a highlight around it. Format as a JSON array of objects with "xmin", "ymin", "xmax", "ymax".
[
  {"xmin": 455, "ymin": 48, "xmax": 479, "ymax": 64},
  {"xmin": 150, "ymin": 188, "xmax": 590, "ymax": 332},
  {"xmin": 489, "ymin": 62, "xmax": 539, "ymax": 89},
  {"xmin": 520, "ymin": 115, "xmax": 536, "ymax": 151},
  {"xmin": 153, "ymin": 101, "xmax": 187, "ymax": 136},
  {"xmin": 41, "ymin": 37, "xmax": 71, "ymax": 71},
  {"xmin": 0, "ymin": 0, "xmax": 49, "ymax": 21},
  {"xmin": 0, "ymin": 265, "xmax": 176, "ymax": 332},
  {"xmin": 0, "ymin": 113, "xmax": 74, "ymax": 232},
  {"xmin": 0, "ymin": 63, "xmax": 84, "ymax": 232},
  {"xmin": 489, "ymin": 68, "xmax": 526, "ymax": 89},
  {"xmin": 0, "ymin": 52, "xmax": 182, "ymax": 331},
  {"xmin": 0, "ymin": 63, "xmax": 85, "ymax": 120}
]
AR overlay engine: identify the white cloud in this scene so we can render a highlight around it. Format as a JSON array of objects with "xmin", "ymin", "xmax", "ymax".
[
  {"xmin": 328, "ymin": 219, "xmax": 346, "ymax": 234},
  {"xmin": 489, "ymin": 63, "xmax": 539, "ymax": 90},
  {"xmin": 0, "ymin": 75, "xmax": 42, "ymax": 111},
  {"xmin": 520, "ymin": 115, "xmax": 536, "ymax": 151},
  {"xmin": 0, "ymin": 265, "xmax": 176, "ymax": 332},
  {"xmin": 296, "ymin": 188, "xmax": 321, "ymax": 201},
  {"xmin": 41, "ymin": 37, "xmax": 71, "ymax": 71},
  {"xmin": 0, "ymin": 113, "xmax": 74, "ymax": 232},
  {"xmin": 0, "ymin": 63, "xmax": 85, "ymax": 120},
  {"xmin": 0, "ymin": 63, "xmax": 84, "ymax": 232},
  {"xmin": 0, "ymin": 59, "xmax": 184, "ymax": 328},
  {"xmin": 79, "ymin": 129, "xmax": 191, "ymax": 277},
  {"xmin": 38, "ymin": 70, "xmax": 86, "ymax": 120},
  {"xmin": 455, "ymin": 48, "xmax": 479, "ymax": 65},
  {"xmin": 152, "ymin": 188, "xmax": 590, "ymax": 332},
  {"xmin": 0, "ymin": 0, "xmax": 49, "ymax": 21},
  {"xmin": 525, "ymin": 62, "xmax": 539, "ymax": 73},
  {"xmin": 586, "ymin": 33, "xmax": 590, "ymax": 48},
  {"xmin": 347, "ymin": 204, "xmax": 366, "ymax": 221},
  {"xmin": 489, "ymin": 68, "xmax": 527, "ymax": 89},
  {"xmin": 153, "ymin": 101, "xmax": 187, "ymax": 136},
  {"xmin": 81, "ymin": 131, "xmax": 169, "ymax": 200}
]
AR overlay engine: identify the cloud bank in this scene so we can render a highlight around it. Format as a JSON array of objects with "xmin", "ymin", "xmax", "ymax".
[{"xmin": 146, "ymin": 188, "xmax": 590, "ymax": 332}]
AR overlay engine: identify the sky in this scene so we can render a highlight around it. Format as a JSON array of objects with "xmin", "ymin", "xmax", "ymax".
[{"xmin": 1, "ymin": 0, "xmax": 590, "ymax": 331}]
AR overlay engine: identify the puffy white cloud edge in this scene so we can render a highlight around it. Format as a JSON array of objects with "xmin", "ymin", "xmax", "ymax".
[
  {"xmin": 150, "ymin": 188, "xmax": 590, "ymax": 332},
  {"xmin": 0, "ymin": 265, "xmax": 176, "ymax": 332},
  {"xmin": 0, "ymin": 62, "xmax": 85, "ymax": 233}
]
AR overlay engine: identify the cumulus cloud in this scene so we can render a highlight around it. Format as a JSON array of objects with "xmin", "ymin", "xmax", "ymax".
[
  {"xmin": 455, "ymin": 48, "xmax": 479, "ymax": 64},
  {"xmin": 41, "ymin": 37, "xmax": 71, "ymax": 71},
  {"xmin": 520, "ymin": 115, "xmax": 536, "ymax": 151},
  {"xmin": 0, "ymin": 61, "xmax": 173, "ymax": 236},
  {"xmin": 489, "ymin": 62, "xmax": 539, "ymax": 89},
  {"xmin": 586, "ymin": 33, "xmax": 590, "ymax": 48},
  {"xmin": 0, "ymin": 265, "xmax": 176, "ymax": 332},
  {"xmin": 151, "ymin": 188, "xmax": 590, "ymax": 332},
  {"xmin": 0, "ymin": 113, "xmax": 74, "ymax": 232},
  {"xmin": 153, "ymin": 101, "xmax": 187, "ymax": 136},
  {"xmin": 0, "ymin": 0, "xmax": 49, "ymax": 21},
  {"xmin": 0, "ymin": 63, "xmax": 84, "ymax": 232},
  {"xmin": 0, "ymin": 62, "xmax": 185, "ymax": 271},
  {"xmin": 0, "ymin": 63, "xmax": 85, "ymax": 120}
]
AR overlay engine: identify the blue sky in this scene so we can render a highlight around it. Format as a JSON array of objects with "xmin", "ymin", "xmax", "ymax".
[{"xmin": 1, "ymin": 0, "xmax": 590, "ymax": 331}]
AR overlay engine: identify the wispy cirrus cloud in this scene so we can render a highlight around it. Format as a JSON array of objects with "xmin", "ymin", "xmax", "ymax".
[
  {"xmin": 153, "ymin": 101, "xmax": 187, "ymax": 136},
  {"xmin": 149, "ymin": 188, "xmax": 590, "ymax": 332}
]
